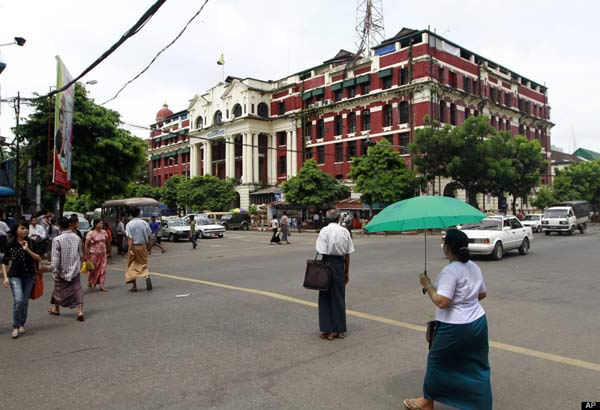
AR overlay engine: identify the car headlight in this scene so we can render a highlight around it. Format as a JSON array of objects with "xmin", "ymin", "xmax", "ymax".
[
  {"xmin": 559, "ymin": 221, "xmax": 568, "ymax": 225},
  {"xmin": 542, "ymin": 221, "xmax": 548, "ymax": 224}
]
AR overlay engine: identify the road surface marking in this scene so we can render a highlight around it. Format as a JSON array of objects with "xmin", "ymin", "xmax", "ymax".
[{"xmin": 144, "ymin": 271, "xmax": 600, "ymax": 372}]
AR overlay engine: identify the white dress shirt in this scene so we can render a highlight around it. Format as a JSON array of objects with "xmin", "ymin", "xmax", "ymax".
[
  {"xmin": 29, "ymin": 224, "xmax": 47, "ymax": 240},
  {"xmin": 435, "ymin": 261, "xmax": 487, "ymax": 324},
  {"xmin": 316, "ymin": 223, "xmax": 355, "ymax": 256}
]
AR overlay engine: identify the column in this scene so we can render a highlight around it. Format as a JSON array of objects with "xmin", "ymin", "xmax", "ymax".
[
  {"xmin": 286, "ymin": 131, "xmax": 293, "ymax": 178},
  {"xmin": 190, "ymin": 142, "xmax": 198, "ymax": 176},
  {"xmin": 242, "ymin": 133, "xmax": 250, "ymax": 183},
  {"xmin": 225, "ymin": 136, "xmax": 234, "ymax": 178},
  {"xmin": 268, "ymin": 134, "xmax": 277, "ymax": 185},
  {"xmin": 290, "ymin": 129, "xmax": 298, "ymax": 177},
  {"xmin": 203, "ymin": 141, "xmax": 212, "ymax": 175},
  {"xmin": 252, "ymin": 133, "xmax": 259, "ymax": 184}
]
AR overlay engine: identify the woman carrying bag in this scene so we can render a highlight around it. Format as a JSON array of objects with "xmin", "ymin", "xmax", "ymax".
[
  {"xmin": 403, "ymin": 229, "xmax": 492, "ymax": 410},
  {"xmin": 2, "ymin": 221, "xmax": 42, "ymax": 339}
]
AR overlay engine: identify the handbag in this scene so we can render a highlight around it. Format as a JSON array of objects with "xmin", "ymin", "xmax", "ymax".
[
  {"xmin": 426, "ymin": 320, "xmax": 440, "ymax": 350},
  {"xmin": 303, "ymin": 252, "xmax": 332, "ymax": 291},
  {"xmin": 30, "ymin": 272, "xmax": 44, "ymax": 300}
]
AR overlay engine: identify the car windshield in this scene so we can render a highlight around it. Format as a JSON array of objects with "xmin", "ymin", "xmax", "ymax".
[
  {"xmin": 196, "ymin": 218, "xmax": 216, "ymax": 225},
  {"xmin": 459, "ymin": 219, "xmax": 501, "ymax": 231},
  {"xmin": 546, "ymin": 210, "xmax": 567, "ymax": 218},
  {"xmin": 79, "ymin": 219, "xmax": 90, "ymax": 229},
  {"xmin": 167, "ymin": 220, "xmax": 186, "ymax": 227},
  {"xmin": 522, "ymin": 215, "xmax": 539, "ymax": 221},
  {"xmin": 221, "ymin": 214, "xmax": 232, "ymax": 220}
]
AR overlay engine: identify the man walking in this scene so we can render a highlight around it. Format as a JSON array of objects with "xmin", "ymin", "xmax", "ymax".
[
  {"xmin": 48, "ymin": 217, "xmax": 85, "ymax": 321},
  {"xmin": 280, "ymin": 211, "xmax": 290, "ymax": 245},
  {"xmin": 115, "ymin": 217, "xmax": 125, "ymax": 256},
  {"xmin": 189, "ymin": 218, "xmax": 197, "ymax": 249},
  {"xmin": 125, "ymin": 207, "xmax": 153, "ymax": 292},
  {"xmin": 315, "ymin": 209, "xmax": 355, "ymax": 340},
  {"xmin": 149, "ymin": 216, "xmax": 166, "ymax": 254}
]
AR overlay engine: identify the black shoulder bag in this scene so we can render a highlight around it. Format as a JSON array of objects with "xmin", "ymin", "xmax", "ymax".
[{"xmin": 303, "ymin": 252, "xmax": 332, "ymax": 291}]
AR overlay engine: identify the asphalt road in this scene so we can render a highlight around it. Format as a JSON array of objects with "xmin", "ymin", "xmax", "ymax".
[{"xmin": 1, "ymin": 226, "xmax": 598, "ymax": 409}]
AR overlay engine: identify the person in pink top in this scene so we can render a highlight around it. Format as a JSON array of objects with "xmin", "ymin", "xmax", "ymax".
[{"xmin": 84, "ymin": 219, "xmax": 111, "ymax": 292}]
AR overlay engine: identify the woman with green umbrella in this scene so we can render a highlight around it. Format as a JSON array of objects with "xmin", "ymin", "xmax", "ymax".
[{"xmin": 403, "ymin": 229, "xmax": 492, "ymax": 410}]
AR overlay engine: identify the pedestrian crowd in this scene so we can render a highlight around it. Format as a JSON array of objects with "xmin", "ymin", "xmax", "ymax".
[{"xmin": 2, "ymin": 205, "xmax": 492, "ymax": 409}]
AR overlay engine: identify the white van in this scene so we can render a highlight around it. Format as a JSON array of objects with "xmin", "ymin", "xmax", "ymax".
[{"xmin": 541, "ymin": 201, "xmax": 590, "ymax": 235}]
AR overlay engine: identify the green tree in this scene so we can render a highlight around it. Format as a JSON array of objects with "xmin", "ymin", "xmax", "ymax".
[
  {"xmin": 531, "ymin": 186, "xmax": 555, "ymax": 211},
  {"xmin": 161, "ymin": 175, "xmax": 185, "ymax": 211},
  {"xmin": 502, "ymin": 136, "xmax": 547, "ymax": 214},
  {"xmin": 127, "ymin": 183, "xmax": 162, "ymax": 200},
  {"xmin": 282, "ymin": 159, "xmax": 350, "ymax": 210},
  {"xmin": 177, "ymin": 176, "xmax": 237, "ymax": 212},
  {"xmin": 552, "ymin": 160, "xmax": 600, "ymax": 207},
  {"xmin": 63, "ymin": 193, "xmax": 103, "ymax": 213},
  {"xmin": 18, "ymin": 84, "xmax": 147, "ymax": 210},
  {"xmin": 349, "ymin": 141, "xmax": 419, "ymax": 210},
  {"xmin": 410, "ymin": 116, "xmax": 452, "ymax": 195},
  {"xmin": 446, "ymin": 116, "xmax": 496, "ymax": 206}
]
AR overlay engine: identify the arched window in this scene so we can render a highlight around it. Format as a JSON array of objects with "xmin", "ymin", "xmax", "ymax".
[
  {"xmin": 348, "ymin": 112, "xmax": 356, "ymax": 133},
  {"xmin": 195, "ymin": 116, "xmax": 203, "ymax": 129},
  {"xmin": 257, "ymin": 102, "xmax": 269, "ymax": 118},
  {"xmin": 399, "ymin": 101, "xmax": 409, "ymax": 124},
  {"xmin": 232, "ymin": 104, "xmax": 242, "ymax": 118},
  {"xmin": 334, "ymin": 115, "xmax": 343, "ymax": 135},
  {"xmin": 361, "ymin": 110, "xmax": 371, "ymax": 131},
  {"xmin": 214, "ymin": 110, "xmax": 223, "ymax": 126},
  {"xmin": 383, "ymin": 104, "xmax": 393, "ymax": 127},
  {"xmin": 450, "ymin": 103, "xmax": 456, "ymax": 125}
]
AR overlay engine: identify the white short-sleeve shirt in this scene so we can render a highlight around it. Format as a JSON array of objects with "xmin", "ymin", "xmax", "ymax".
[
  {"xmin": 316, "ymin": 223, "xmax": 355, "ymax": 256},
  {"xmin": 435, "ymin": 260, "xmax": 487, "ymax": 324}
]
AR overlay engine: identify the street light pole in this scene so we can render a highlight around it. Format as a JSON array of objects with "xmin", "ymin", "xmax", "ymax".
[{"xmin": 14, "ymin": 92, "xmax": 21, "ymax": 216}]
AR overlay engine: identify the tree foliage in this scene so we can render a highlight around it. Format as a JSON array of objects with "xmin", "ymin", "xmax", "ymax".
[
  {"xmin": 177, "ymin": 176, "xmax": 238, "ymax": 212},
  {"xmin": 530, "ymin": 186, "xmax": 555, "ymax": 210},
  {"xmin": 552, "ymin": 160, "xmax": 600, "ymax": 207},
  {"xmin": 18, "ymin": 84, "xmax": 147, "ymax": 209},
  {"xmin": 126, "ymin": 183, "xmax": 162, "ymax": 200},
  {"xmin": 161, "ymin": 175, "xmax": 185, "ymax": 210},
  {"xmin": 348, "ymin": 141, "xmax": 419, "ymax": 206},
  {"xmin": 282, "ymin": 159, "xmax": 350, "ymax": 209},
  {"xmin": 411, "ymin": 117, "xmax": 452, "ymax": 194}
]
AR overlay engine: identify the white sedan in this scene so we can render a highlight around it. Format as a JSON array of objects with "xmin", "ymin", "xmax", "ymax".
[
  {"xmin": 184, "ymin": 216, "xmax": 225, "ymax": 239},
  {"xmin": 459, "ymin": 216, "xmax": 533, "ymax": 260}
]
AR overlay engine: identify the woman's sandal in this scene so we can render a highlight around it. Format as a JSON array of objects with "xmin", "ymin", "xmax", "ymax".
[
  {"xmin": 319, "ymin": 333, "xmax": 335, "ymax": 341},
  {"xmin": 403, "ymin": 398, "xmax": 429, "ymax": 410},
  {"xmin": 77, "ymin": 314, "xmax": 85, "ymax": 322},
  {"xmin": 334, "ymin": 332, "xmax": 345, "ymax": 339},
  {"xmin": 48, "ymin": 308, "xmax": 60, "ymax": 316}
]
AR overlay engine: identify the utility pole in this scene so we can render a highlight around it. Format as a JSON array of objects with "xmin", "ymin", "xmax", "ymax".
[{"xmin": 14, "ymin": 92, "xmax": 20, "ymax": 216}]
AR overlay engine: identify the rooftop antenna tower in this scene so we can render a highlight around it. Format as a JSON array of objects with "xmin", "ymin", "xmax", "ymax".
[{"xmin": 355, "ymin": 0, "xmax": 385, "ymax": 57}]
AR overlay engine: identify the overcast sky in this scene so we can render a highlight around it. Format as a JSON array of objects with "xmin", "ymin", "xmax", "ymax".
[{"xmin": 1, "ymin": 0, "xmax": 597, "ymax": 153}]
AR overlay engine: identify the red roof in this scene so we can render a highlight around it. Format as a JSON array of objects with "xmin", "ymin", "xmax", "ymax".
[{"xmin": 156, "ymin": 103, "xmax": 174, "ymax": 121}]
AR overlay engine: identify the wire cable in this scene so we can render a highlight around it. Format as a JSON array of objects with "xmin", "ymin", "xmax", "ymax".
[
  {"xmin": 101, "ymin": 0, "xmax": 210, "ymax": 105},
  {"xmin": 29, "ymin": 0, "xmax": 168, "ymax": 102}
]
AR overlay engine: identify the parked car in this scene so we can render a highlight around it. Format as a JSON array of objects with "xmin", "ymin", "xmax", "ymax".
[
  {"xmin": 521, "ymin": 214, "xmax": 544, "ymax": 233},
  {"xmin": 542, "ymin": 201, "xmax": 590, "ymax": 235},
  {"xmin": 219, "ymin": 213, "xmax": 251, "ymax": 230},
  {"xmin": 457, "ymin": 216, "xmax": 533, "ymax": 260},
  {"xmin": 78, "ymin": 218, "xmax": 91, "ymax": 237},
  {"xmin": 184, "ymin": 215, "xmax": 225, "ymax": 238},
  {"xmin": 161, "ymin": 219, "xmax": 191, "ymax": 242}
]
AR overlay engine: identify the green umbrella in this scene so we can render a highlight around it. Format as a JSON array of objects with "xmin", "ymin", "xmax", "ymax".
[{"xmin": 365, "ymin": 196, "xmax": 486, "ymax": 276}]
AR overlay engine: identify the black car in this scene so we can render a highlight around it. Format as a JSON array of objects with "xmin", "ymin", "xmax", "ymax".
[{"xmin": 220, "ymin": 213, "xmax": 251, "ymax": 230}]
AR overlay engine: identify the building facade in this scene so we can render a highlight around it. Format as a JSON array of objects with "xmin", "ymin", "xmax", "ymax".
[{"xmin": 148, "ymin": 27, "xmax": 553, "ymax": 209}]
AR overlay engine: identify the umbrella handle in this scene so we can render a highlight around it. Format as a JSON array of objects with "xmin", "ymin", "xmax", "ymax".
[{"xmin": 422, "ymin": 270, "xmax": 427, "ymax": 295}]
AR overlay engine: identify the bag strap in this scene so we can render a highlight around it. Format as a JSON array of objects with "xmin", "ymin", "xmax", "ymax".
[{"xmin": 314, "ymin": 252, "xmax": 320, "ymax": 261}]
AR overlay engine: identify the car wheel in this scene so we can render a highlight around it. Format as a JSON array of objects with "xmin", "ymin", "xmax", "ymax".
[
  {"xmin": 168, "ymin": 233, "xmax": 175, "ymax": 242},
  {"xmin": 579, "ymin": 224, "xmax": 586, "ymax": 234},
  {"xmin": 241, "ymin": 223, "xmax": 249, "ymax": 231},
  {"xmin": 222, "ymin": 223, "xmax": 229, "ymax": 230},
  {"xmin": 492, "ymin": 242, "xmax": 503, "ymax": 260},
  {"xmin": 518, "ymin": 237, "xmax": 529, "ymax": 255},
  {"xmin": 568, "ymin": 225, "xmax": 575, "ymax": 235}
]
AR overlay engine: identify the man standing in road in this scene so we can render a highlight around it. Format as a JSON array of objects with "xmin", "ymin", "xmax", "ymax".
[
  {"xmin": 125, "ymin": 207, "xmax": 153, "ymax": 292},
  {"xmin": 48, "ymin": 217, "xmax": 85, "ymax": 321},
  {"xmin": 115, "ymin": 217, "xmax": 125, "ymax": 256},
  {"xmin": 315, "ymin": 209, "xmax": 355, "ymax": 341},
  {"xmin": 280, "ymin": 211, "xmax": 290, "ymax": 245},
  {"xmin": 189, "ymin": 218, "xmax": 197, "ymax": 249}
]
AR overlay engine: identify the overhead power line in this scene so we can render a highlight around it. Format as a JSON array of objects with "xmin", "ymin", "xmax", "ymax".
[
  {"xmin": 101, "ymin": 0, "xmax": 211, "ymax": 105},
  {"xmin": 31, "ymin": 0, "xmax": 168, "ymax": 102}
]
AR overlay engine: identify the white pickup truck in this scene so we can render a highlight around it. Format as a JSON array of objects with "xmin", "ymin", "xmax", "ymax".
[
  {"xmin": 459, "ymin": 216, "xmax": 534, "ymax": 260},
  {"xmin": 541, "ymin": 201, "xmax": 590, "ymax": 235}
]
